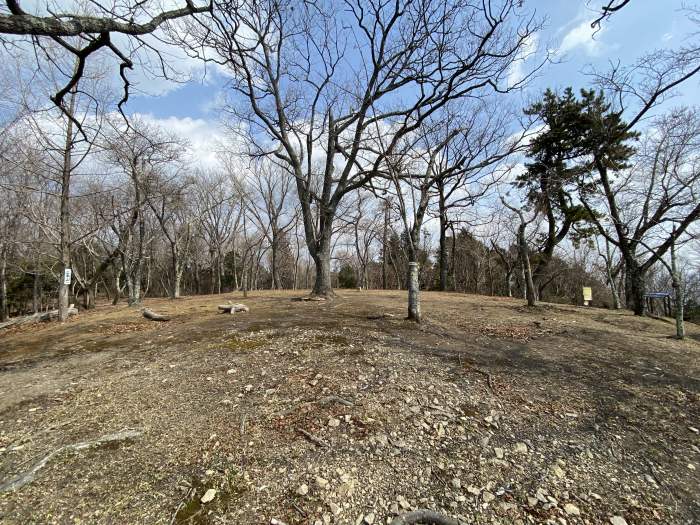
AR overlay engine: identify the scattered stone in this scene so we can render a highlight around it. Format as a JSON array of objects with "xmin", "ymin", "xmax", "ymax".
[
  {"xmin": 397, "ymin": 495, "xmax": 410, "ymax": 509},
  {"xmin": 270, "ymin": 520, "xmax": 288, "ymax": 525},
  {"xmin": 609, "ymin": 517, "xmax": 628, "ymax": 525},
  {"xmin": 494, "ymin": 447, "xmax": 504, "ymax": 459},
  {"xmin": 689, "ymin": 426, "xmax": 699, "ymax": 434},
  {"xmin": 451, "ymin": 478, "xmax": 461, "ymax": 489},
  {"xmin": 527, "ymin": 496, "xmax": 538, "ymax": 507},
  {"xmin": 296, "ymin": 483, "xmax": 309, "ymax": 496},
  {"xmin": 363, "ymin": 512, "xmax": 375, "ymax": 524},
  {"xmin": 482, "ymin": 491, "xmax": 495, "ymax": 503},
  {"xmin": 315, "ymin": 476, "xmax": 329, "ymax": 489},
  {"xmin": 552, "ymin": 465, "xmax": 565, "ymax": 479},
  {"xmin": 244, "ymin": 384, "xmax": 253, "ymax": 392},
  {"xmin": 329, "ymin": 502, "xmax": 341, "ymax": 516},
  {"xmin": 200, "ymin": 488, "xmax": 217, "ymax": 504},
  {"xmin": 564, "ymin": 503, "xmax": 580, "ymax": 516},
  {"xmin": 328, "ymin": 418, "xmax": 341, "ymax": 428},
  {"xmin": 514, "ymin": 442, "xmax": 528, "ymax": 454}
]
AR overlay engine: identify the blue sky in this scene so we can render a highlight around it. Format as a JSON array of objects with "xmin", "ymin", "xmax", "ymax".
[{"xmin": 120, "ymin": 0, "xmax": 699, "ymax": 164}]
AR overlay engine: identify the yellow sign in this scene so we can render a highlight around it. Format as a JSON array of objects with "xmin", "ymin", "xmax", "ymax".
[{"xmin": 582, "ymin": 287, "xmax": 592, "ymax": 303}]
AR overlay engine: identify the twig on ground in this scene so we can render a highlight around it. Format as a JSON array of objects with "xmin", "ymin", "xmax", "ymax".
[
  {"xmin": 296, "ymin": 428, "xmax": 328, "ymax": 448},
  {"xmin": 0, "ymin": 428, "xmax": 142, "ymax": 492}
]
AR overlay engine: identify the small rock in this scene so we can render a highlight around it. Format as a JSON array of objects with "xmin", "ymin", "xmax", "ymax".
[
  {"xmin": 397, "ymin": 495, "xmax": 410, "ymax": 509},
  {"xmin": 527, "ymin": 496, "xmax": 538, "ymax": 507},
  {"xmin": 451, "ymin": 478, "xmax": 461, "ymax": 489},
  {"xmin": 296, "ymin": 484, "xmax": 309, "ymax": 496},
  {"xmin": 687, "ymin": 463, "xmax": 696, "ymax": 471},
  {"xmin": 226, "ymin": 369, "xmax": 236, "ymax": 374},
  {"xmin": 328, "ymin": 418, "xmax": 341, "ymax": 428},
  {"xmin": 689, "ymin": 426, "xmax": 699, "ymax": 434},
  {"xmin": 244, "ymin": 384, "xmax": 253, "ymax": 392},
  {"xmin": 552, "ymin": 466, "xmax": 565, "ymax": 479},
  {"xmin": 494, "ymin": 447, "xmax": 504, "ymax": 459},
  {"xmin": 609, "ymin": 517, "xmax": 628, "ymax": 525},
  {"xmin": 200, "ymin": 488, "xmax": 217, "ymax": 504},
  {"xmin": 364, "ymin": 512, "xmax": 375, "ymax": 524},
  {"xmin": 564, "ymin": 503, "xmax": 580, "ymax": 516},
  {"xmin": 316, "ymin": 476, "xmax": 329, "ymax": 489},
  {"xmin": 514, "ymin": 442, "xmax": 528, "ymax": 454},
  {"xmin": 482, "ymin": 491, "xmax": 495, "ymax": 503},
  {"xmin": 270, "ymin": 520, "xmax": 288, "ymax": 525},
  {"xmin": 329, "ymin": 502, "xmax": 341, "ymax": 516}
]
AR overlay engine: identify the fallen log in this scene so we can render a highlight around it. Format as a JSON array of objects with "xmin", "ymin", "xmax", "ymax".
[
  {"xmin": 0, "ymin": 428, "xmax": 142, "ymax": 493},
  {"xmin": 0, "ymin": 304, "xmax": 78, "ymax": 330},
  {"xmin": 217, "ymin": 303, "xmax": 249, "ymax": 314},
  {"xmin": 143, "ymin": 308, "xmax": 170, "ymax": 322}
]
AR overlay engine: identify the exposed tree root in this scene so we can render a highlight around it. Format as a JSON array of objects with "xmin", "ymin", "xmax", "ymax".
[
  {"xmin": 0, "ymin": 428, "xmax": 142, "ymax": 493},
  {"xmin": 391, "ymin": 510, "xmax": 465, "ymax": 525},
  {"xmin": 143, "ymin": 308, "xmax": 170, "ymax": 321}
]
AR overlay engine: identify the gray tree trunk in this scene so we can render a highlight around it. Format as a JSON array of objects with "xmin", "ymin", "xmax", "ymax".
[
  {"xmin": 671, "ymin": 238, "xmax": 685, "ymax": 339},
  {"xmin": 0, "ymin": 250, "xmax": 7, "ymax": 322},
  {"xmin": 407, "ymin": 262, "xmax": 421, "ymax": 321},
  {"xmin": 58, "ymin": 89, "xmax": 77, "ymax": 322}
]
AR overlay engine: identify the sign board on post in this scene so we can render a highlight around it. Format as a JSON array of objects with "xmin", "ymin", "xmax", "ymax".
[
  {"xmin": 63, "ymin": 268, "xmax": 72, "ymax": 285},
  {"xmin": 582, "ymin": 286, "xmax": 592, "ymax": 306}
]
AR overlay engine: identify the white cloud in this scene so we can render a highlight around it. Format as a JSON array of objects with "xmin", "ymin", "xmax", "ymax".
[
  {"xmin": 136, "ymin": 113, "xmax": 228, "ymax": 169},
  {"xmin": 507, "ymin": 33, "xmax": 540, "ymax": 89},
  {"xmin": 558, "ymin": 19, "xmax": 606, "ymax": 56}
]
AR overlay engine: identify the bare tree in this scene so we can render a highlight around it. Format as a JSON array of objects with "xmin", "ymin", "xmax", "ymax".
[
  {"xmin": 181, "ymin": 0, "xmax": 542, "ymax": 298},
  {"xmin": 581, "ymin": 107, "xmax": 700, "ymax": 315},
  {"xmin": 0, "ymin": 0, "xmax": 211, "ymax": 116}
]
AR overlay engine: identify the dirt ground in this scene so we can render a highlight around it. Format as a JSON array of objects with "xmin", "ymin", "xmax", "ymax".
[{"xmin": 0, "ymin": 290, "xmax": 698, "ymax": 525}]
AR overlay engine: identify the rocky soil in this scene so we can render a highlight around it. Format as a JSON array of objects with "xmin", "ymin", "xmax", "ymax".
[{"xmin": 0, "ymin": 291, "xmax": 698, "ymax": 524}]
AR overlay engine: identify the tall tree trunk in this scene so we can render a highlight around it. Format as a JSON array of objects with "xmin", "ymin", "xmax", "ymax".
[
  {"xmin": 671, "ymin": 236, "xmax": 685, "ymax": 339},
  {"xmin": 0, "ymin": 249, "xmax": 7, "ymax": 322},
  {"xmin": 32, "ymin": 269, "xmax": 41, "ymax": 313},
  {"xmin": 604, "ymin": 239, "xmax": 621, "ymax": 310},
  {"xmin": 381, "ymin": 202, "xmax": 389, "ymax": 290},
  {"xmin": 518, "ymin": 224, "xmax": 536, "ymax": 307},
  {"xmin": 438, "ymin": 182, "xmax": 449, "ymax": 291},
  {"xmin": 58, "ymin": 89, "xmax": 77, "ymax": 322}
]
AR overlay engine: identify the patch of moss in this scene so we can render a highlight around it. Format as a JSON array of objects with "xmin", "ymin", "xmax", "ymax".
[{"xmin": 174, "ymin": 471, "xmax": 247, "ymax": 524}]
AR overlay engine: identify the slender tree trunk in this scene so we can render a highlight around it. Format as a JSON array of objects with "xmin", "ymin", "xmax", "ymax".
[
  {"xmin": 671, "ymin": 237, "xmax": 685, "ymax": 339},
  {"xmin": 32, "ymin": 269, "xmax": 41, "ymax": 314},
  {"xmin": 58, "ymin": 89, "xmax": 77, "ymax": 322},
  {"xmin": 518, "ymin": 224, "xmax": 536, "ymax": 307},
  {"xmin": 438, "ymin": 183, "xmax": 449, "ymax": 291},
  {"xmin": 382, "ymin": 202, "xmax": 389, "ymax": 290},
  {"xmin": 407, "ymin": 261, "xmax": 421, "ymax": 321},
  {"xmin": 604, "ymin": 239, "xmax": 621, "ymax": 309},
  {"xmin": 0, "ymin": 249, "xmax": 7, "ymax": 322}
]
